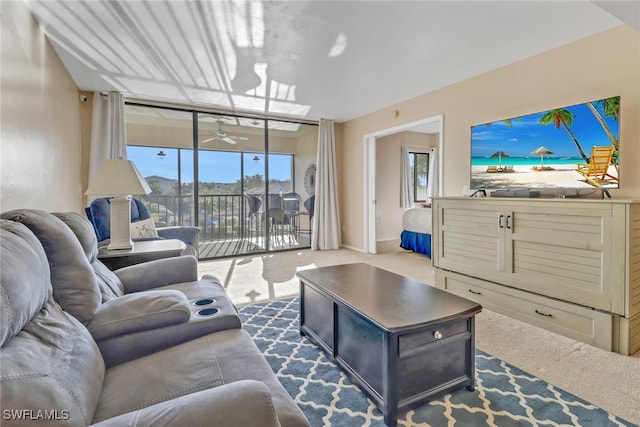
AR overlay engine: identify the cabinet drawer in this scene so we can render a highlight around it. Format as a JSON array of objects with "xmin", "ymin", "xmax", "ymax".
[
  {"xmin": 399, "ymin": 319, "xmax": 469, "ymax": 356},
  {"xmin": 436, "ymin": 270, "xmax": 612, "ymax": 351}
]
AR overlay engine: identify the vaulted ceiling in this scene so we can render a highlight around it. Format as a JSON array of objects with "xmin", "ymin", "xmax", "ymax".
[{"xmin": 25, "ymin": 1, "xmax": 638, "ymax": 123}]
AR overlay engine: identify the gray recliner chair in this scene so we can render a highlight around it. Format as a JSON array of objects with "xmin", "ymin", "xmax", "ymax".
[
  {"xmin": 1, "ymin": 209, "xmax": 239, "ymax": 367},
  {"xmin": 0, "ymin": 219, "xmax": 310, "ymax": 427}
]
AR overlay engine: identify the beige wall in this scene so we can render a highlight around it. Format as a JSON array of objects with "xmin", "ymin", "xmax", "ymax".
[
  {"xmin": 375, "ymin": 132, "xmax": 434, "ymax": 241},
  {"xmin": 1, "ymin": 1, "xmax": 83, "ymax": 212},
  {"xmin": 340, "ymin": 25, "xmax": 640, "ymax": 250}
]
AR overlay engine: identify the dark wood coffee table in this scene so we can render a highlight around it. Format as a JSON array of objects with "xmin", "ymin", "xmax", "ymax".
[{"xmin": 296, "ymin": 263, "xmax": 482, "ymax": 426}]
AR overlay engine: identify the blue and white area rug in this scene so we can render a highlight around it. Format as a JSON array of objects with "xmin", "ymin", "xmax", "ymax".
[{"xmin": 239, "ymin": 298, "xmax": 635, "ymax": 427}]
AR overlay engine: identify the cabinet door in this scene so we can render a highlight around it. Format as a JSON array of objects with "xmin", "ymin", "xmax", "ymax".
[
  {"xmin": 434, "ymin": 199, "xmax": 625, "ymax": 315},
  {"xmin": 433, "ymin": 199, "xmax": 505, "ymax": 276},
  {"xmin": 507, "ymin": 202, "xmax": 624, "ymax": 314}
]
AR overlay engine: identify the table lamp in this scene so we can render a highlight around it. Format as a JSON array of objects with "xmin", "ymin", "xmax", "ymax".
[{"xmin": 85, "ymin": 159, "xmax": 152, "ymax": 250}]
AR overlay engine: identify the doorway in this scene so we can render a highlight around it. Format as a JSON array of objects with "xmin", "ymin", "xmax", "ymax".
[{"xmin": 363, "ymin": 114, "xmax": 444, "ymax": 254}]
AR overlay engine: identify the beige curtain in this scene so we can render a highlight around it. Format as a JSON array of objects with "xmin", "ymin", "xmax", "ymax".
[
  {"xmin": 88, "ymin": 91, "xmax": 128, "ymax": 185},
  {"xmin": 400, "ymin": 145, "xmax": 414, "ymax": 208},
  {"xmin": 311, "ymin": 119, "xmax": 341, "ymax": 250}
]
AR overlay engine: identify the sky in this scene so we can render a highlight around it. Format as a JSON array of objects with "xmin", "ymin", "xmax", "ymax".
[
  {"xmin": 471, "ymin": 97, "xmax": 619, "ymax": 158},
  {"xmin": 127, "ymin": 147, "xmax": 293, "ymax": 183}
]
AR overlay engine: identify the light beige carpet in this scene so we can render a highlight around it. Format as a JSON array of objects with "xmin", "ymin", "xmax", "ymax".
[{"xmin": 198, "ymin": 241, "xmax": 640, "ymax": 425}]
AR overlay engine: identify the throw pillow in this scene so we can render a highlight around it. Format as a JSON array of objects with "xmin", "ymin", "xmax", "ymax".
[{"xmin": 130, "ymin": 217, "xmax": 158, "ymax": 239}]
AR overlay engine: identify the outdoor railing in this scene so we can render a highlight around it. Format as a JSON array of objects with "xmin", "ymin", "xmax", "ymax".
[
  {"xmin": 139, "ymin": 193, "xmax": 253, "ymax": 242},
  {"xmin": 137, "ymin": 193, "xmax": 309, "ymax": 257}
]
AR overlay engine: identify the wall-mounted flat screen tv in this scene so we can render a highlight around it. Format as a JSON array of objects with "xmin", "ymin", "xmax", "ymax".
[{"xmin": 471, "ymin": 96, "xmax": 620, "ymax": 191}]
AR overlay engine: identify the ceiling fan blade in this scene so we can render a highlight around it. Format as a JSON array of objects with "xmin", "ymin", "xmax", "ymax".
[
  {"xmin": 201, "ymin": 136, "xmax": 216, "ymax": 143},
  {"xmin": 222, "ymin": 136, "xmax": 237, "ymax": 145},
  {"xmin": 229, "ymin": 135, "xmax": 249, "ymax": 141}
]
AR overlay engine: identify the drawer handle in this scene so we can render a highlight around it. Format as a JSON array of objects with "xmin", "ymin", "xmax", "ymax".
[
  {"xmin": 535, "ymin": 309, "xmax": 553, "ymax": 318},
  {"xmin": 468, "ymin": 289, "xmax": 482, "ymax": 295},
  {"xmin": 433, "ymin": 331, "xmax": 443, "ymax": 340}
]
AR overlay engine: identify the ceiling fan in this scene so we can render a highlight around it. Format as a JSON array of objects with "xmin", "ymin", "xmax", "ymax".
[{"xmin": 201, "ymin": 120, "xmax": 248, "ymax": 145}]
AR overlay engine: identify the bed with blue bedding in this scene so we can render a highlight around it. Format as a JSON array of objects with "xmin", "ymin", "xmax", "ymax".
[{"xmin": 400, "ymin": 207, "xmax": 432, "ymax": 258}]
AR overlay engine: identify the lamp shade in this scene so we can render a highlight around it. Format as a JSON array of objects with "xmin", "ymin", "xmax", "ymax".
[{"xmin": 85, "ymin": 159, "xmax": 152, "ymax": 195}]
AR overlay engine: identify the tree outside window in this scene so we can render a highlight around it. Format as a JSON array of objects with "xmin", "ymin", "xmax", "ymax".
[{"xmin": 409, "ymin": 152, "xmax": 429, "ymax": 202}]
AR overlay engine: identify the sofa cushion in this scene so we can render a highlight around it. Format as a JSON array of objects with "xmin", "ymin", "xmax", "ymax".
[
  {"xmin": 91, "ymin": 380, "xmax": 281, "ymax": 427},
  {"xmin": 94, "ymin": 328, "xmax": 308, "ymax": 427},
  {"xmin": 85, "ymin": 197, "xmax": 111, "ymax": 241},
  {"xmin": 53, "ymin": 212, "xmax": 124, "ymax": 300},
  {"xmin": 0, "ymin": 220, "xmax": 52, "ymax": 346},
  {"xmin": 1, "ymin": 300, "xmax": 105, "ymax": 427},
  {"xmin": 130, "ymin": 217, "xmax": 158, "ymax": 238},
  {"xmin": 88, "ymin": 290, "xmax": 191, "ymax": 341},
  {"xmin": 1, "ymin": 210, "xmax": 101, "ymax": 324},
  {"xmin": 96, "ymin": 275, "xmax": 242, "ymax": 367},
  {"xmin": 86, "ymin": 197, "xmax": 153, "ymax": 242},
  {"xmin": 0, "ymin": 220, "xmax": 105, "ymax": 426}
]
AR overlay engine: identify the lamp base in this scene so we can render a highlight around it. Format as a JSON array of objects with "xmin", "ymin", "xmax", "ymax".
[{"xmin": 107, "ymin": 195, "xmax": 133, "ymax": 251}]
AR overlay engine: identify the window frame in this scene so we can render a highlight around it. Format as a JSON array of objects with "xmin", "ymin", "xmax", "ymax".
[{"xmin": 409, "ymin": 150, "xmax": 430, "ymax": 203}]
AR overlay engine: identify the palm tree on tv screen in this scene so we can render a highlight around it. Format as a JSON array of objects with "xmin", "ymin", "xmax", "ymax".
[
  {"xmin": 539, "ymin": 109, "xmax": 590, "ymax": 163},
  {"xmin": 587, "ymin": 97, "xmax": 619, "ymax": 151}
]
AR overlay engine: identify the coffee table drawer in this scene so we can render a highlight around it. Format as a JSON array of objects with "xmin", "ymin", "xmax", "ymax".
[{"xmin": 399, "ymin": 319, "xmax": 470, "ymax": 355}]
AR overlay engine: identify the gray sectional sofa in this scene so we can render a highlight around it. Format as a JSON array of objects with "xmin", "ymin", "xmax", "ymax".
[{"xmin": 0, "ymin": 210, "xmax": 310, "ymax": 427}]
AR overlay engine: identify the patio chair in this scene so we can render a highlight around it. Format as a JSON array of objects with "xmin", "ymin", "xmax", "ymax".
[
  {"xmin": 243, "ymin": 193, "xmax": 262, "ymax": 238},
  {"xmin": 304, "ymin": 196, "xmax": 315, "ymax": 221},
  {"xmin": 298, "ymin": 195, "xmax": 315, "ymax": 236},
  {"xmin": 575, "ymin": 146, "xmax": 618, "ymax": 188}
]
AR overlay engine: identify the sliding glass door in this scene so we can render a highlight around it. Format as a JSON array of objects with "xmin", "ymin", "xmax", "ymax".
[
  {"xmin": 196, "ymin": 113, "xmax": 267, "ymax": 258},
  {"xmin": 266, "ymin": 119, "xmax": 317, "ymax": 250},
  {"xmin": 125, "ymin": 104, "xmax": 317, "ymax": 260}
]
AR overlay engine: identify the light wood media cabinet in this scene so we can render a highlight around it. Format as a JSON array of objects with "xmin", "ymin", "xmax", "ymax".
[{"xmin": 432, "ymin": 197, "xmax": 640, "ymax": 355}]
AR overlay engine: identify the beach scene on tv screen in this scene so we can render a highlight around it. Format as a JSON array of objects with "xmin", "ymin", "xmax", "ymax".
[{"xmin": 471, "ymin": 96, "xmax": 619, "ymax": 190}]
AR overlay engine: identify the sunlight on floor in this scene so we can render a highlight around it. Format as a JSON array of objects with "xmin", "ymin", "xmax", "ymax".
[{"xmin": 197, "ymin": 239, "xmax": 433, "ymax": 306}]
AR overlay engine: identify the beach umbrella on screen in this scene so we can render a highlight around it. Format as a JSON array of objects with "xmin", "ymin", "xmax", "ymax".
[
  {"xmin": 531, "ymin": 146, "xmax": 554, "ymax": 169},
  {"xmin": 490, "ymin": 151, "xmax": 509, "ymax": 168}
]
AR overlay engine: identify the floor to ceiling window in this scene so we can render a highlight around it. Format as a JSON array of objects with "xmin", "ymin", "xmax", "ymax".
[{"xmin": 125, "ymin": 104, "xmax": 318, "ymax": 259}]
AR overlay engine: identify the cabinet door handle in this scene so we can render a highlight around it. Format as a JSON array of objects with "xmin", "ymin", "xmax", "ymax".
[
  {"xmin": 506, "ymin": 215, "xmax": 511, "ymax": 229},
  {"xmin": 468, "ymin": 289, "xmax": 482, "ymax": 295},
  {"xmin": 535, "ymin": 309, "xmax": 553, "ymax": 318},
  {"xmin": 498, "ymin": 214, "xmax": 504, "ymax": 228}
]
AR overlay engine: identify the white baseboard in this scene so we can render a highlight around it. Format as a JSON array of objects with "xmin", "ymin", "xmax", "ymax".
[
  {"xmin": 340, "ymin": 244, "xmax": 367, "ymax": 253},
  {"xmin": 377, "ymin": 237, "xmax": 401, "ymax": 242}
]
